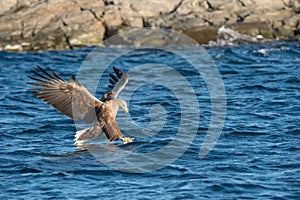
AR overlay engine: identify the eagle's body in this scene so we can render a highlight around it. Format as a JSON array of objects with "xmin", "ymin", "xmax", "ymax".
[{"xmin": 28, "ymin": 66, "xmax": 133, "ymax": 146}]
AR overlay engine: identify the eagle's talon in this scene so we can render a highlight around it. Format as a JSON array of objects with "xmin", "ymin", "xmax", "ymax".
[{"xmin": 121, "ymin": 137, "xmax": 134, "ymax": 144}]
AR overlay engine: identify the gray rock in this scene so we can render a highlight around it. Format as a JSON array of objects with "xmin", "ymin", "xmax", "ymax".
[
  {"xmin": 0, "ymin": 0, "xmax": 17, "ymax": 15},
  {"xmin": 1, "ymin": 0, "xmax": 300, "ymax": 51}
]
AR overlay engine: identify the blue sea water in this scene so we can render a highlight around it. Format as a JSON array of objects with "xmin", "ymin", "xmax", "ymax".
[{"xmin": 0, "ymin": 40, "xmax": 300, "ymax": 199}]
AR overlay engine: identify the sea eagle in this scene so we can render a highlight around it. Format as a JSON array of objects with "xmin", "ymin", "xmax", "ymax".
[{"xmin": 28, "ymin": 66, "xmax": 134, "ymax": 146}]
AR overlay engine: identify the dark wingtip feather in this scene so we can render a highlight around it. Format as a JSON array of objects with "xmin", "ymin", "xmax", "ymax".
[
  {"xmin": 27, "ymin": 82, "xmax": 46, "ymax": 86},
  {"xmin": 109, "ymin": 73, "xmax": 119, "ymax": 82},
  {"xmin": 109, "ymin": 78, "xmax": 116, "ymax": 85},
  {"xmin": 71, "ymin": 75, "xmax": 82, "ymax": 86},
  {"xmin": 47, "ymin": 67, "xmax": 64, "ymax": 81},
  {"xmin": 37, "ymin": 65, "xmax": 56, "ymax": 79},
  {"xmin": 28, "ymin": 75, "xmax": 48, "ymax": 83},
  {"xmin": 113, "ymin": 66, "xmax": 123, "ymax": 78}
]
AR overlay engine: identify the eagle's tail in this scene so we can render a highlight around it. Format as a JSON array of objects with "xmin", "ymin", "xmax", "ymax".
[{"xmin": 74, "ymin": 125, "xmax": 103, "ymax": 146}]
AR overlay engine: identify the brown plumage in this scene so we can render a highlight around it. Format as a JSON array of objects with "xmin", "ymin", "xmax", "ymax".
[{"xmin": 28, "ymin": 66, "xmax": 133, "ymax": 146}]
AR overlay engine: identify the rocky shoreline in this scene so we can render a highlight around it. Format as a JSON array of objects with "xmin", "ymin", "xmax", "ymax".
[{"xmin": 0, "ymin": 0, "xmax": 299, "ymax": 51}]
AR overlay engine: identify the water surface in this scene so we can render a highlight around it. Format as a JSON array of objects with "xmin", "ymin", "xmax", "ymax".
[{"xmin": 0, "ymin": 41, "xmax": 299, "ymax": 199}]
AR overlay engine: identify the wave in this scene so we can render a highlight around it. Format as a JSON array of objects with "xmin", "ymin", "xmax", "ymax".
[{"xmin": 207, "ymin": 26, "xmax": 267, "ymax": 47}]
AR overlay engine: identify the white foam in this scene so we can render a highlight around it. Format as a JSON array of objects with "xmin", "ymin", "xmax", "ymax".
[{"xmin": 208, "ymin": 26, "xmax": 266, "ymax": 47}]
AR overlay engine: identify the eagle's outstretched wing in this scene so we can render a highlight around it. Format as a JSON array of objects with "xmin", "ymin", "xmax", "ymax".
[
  {"xmin": 101, "ymin": 66, "xmax": 128, "ymax": 101},
  {"xmin": 28, "ymin": 66, "xmax": 102, "ymax": 120},
  {"xmin": 28, "ymin": 66, "xmax": 133, "ymax": 145}
]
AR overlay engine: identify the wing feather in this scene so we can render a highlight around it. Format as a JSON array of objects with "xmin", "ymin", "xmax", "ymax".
[
  {"xmin": 110, "ymin": 73, "xmax": 119, "ymax": 82},
  {"xmin": 101, "ymin": 66, "xmax": 128, "ymax": 101},
  {"xmin": 46, "ymin": 66, "xmax": 64, "ymax": 80},
  {"xmin": 113, "ymin": 66, "xmax": 123, "ymax": 78},
  {"xmin": 28, "ymin": 66, "xmax": 102, "ymax": 120}
]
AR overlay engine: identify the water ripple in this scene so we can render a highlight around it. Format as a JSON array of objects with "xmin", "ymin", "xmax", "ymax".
[{"xmin": 0, "ymin": 41, "xmax": 300, "ymax": 199}]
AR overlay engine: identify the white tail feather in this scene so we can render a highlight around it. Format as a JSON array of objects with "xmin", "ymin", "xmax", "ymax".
[{"xmin": 74, "ymin": 128, "xmax": 89, "ymax": 145}]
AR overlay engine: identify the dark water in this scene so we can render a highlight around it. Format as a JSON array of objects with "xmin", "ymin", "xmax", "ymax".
[{"xmin": 1, "ymin": 41, "xmax": 299, "ymax": 199}]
